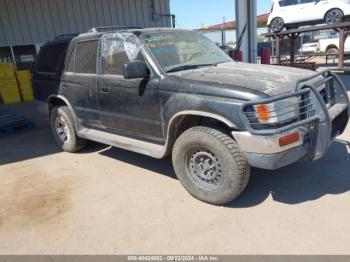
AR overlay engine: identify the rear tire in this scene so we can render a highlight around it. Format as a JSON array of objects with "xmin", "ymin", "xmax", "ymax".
[
  {"xmin": 172, "ymin": 127, "xmax": 250, "ymax": 205},
  {"xmin": 50, "ymin": 106, "xmax": 87, "ymax": 153},
  {"xmin": 325, "ymin": 9, "xmax": 344, "ymax": 25},
  {"xmin": 326, "ymin": 47, "xmax": 339, "ymax": 56}
]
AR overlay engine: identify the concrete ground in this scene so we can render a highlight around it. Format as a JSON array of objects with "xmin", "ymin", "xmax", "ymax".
[{"xmin": 0, "ymin": 76, "xmax": 349, "ymax": 255}]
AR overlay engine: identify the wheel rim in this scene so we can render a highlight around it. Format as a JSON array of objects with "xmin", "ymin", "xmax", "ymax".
[
  {"xmin": 326, "ymin": 10, "xmax": 342, "ymax": 24},
  {"xmin": 271, "ymin": 18, "xmax": 284, "ymax": 32},
  {"xmin": 55, "ymin": 116, "xmax": 70, "ymax": 144},
  {"xmin": 186, "ymin": 147, "xmax": 224, "ymax": 190},
  {"xmin": 327, "ymin": 48, "xmax": 338, "ymax": 55}
]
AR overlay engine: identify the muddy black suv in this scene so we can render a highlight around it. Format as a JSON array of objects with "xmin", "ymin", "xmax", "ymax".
[{"xmin": 33, "ymin": 28, "xmax": 350, "ymax": 205}]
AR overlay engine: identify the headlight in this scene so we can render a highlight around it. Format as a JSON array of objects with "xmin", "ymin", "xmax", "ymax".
[{"xmin": 254, "ymin": 97, "xmax": 299, "ymax": 124}]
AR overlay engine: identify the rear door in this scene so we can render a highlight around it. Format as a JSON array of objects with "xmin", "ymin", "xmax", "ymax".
[
  {"xmin": 279, "ymin": 0, "xmax": 301, "ymax": 24},
  {"xmin": 60, "ymin": 40, "xmax": 102, "ymax": 129},
  {"xmin": 33, "ymin": 42, "xmax": 68, "ymax": 102},
  {"xmin": 96, "ymin": 33, "xmax": 164, "ymax": 144},
  {"xmin": 298, "ymin": 0, "xmax": 320, "ymax": 22}
]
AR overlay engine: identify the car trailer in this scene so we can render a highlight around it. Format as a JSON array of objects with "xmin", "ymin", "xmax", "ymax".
[{"xmin": 264, "ymin": 22, "xmax": 350, "ymax": 70}]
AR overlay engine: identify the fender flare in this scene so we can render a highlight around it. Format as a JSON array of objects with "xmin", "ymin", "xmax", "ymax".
[
  {"xmin": 162, "ymin": 110, "xmax": 238, "ymax": 156},
  {"xmin": 166, "ymin": 111, "xmax": 237, "ymax": 131},
  {"xmin": 47, "ymin": 95, "xmax": 81, "ymax": 130}
]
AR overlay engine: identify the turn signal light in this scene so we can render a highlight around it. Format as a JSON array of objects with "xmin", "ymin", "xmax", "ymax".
[
  {"xmin": 279, "ymin": 132, "xmax": 300, "ymax": 147},
  {"xmin": 255, "ymin": 104, "xmax": 270, "ymax": 122}
]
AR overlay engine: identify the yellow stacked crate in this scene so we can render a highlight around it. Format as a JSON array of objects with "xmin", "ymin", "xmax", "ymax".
[
  {"xmin": 0, "ymin": 63, "xmax": 21, "ymax": 104},
  {"xmin": 16, "ymin": 70, "xmax": 34, "ymax": 102},
  {"xmin": 0, "ymin": 63, "xmax": 16, "ymax": 78}
]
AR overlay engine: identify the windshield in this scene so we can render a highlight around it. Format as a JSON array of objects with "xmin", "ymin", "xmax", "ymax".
[{"xmin": 141, "ymin": 31, "xmax": 232, "ymax": 72}]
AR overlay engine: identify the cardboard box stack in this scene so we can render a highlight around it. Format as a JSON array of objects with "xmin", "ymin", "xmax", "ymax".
[
  {"xmin": 0, "ymin": 63, "xmax": 21, "ymax": 104},
  {"xmin": 16, "ymin": 70, "xmax": 34, "ymax": 102}
]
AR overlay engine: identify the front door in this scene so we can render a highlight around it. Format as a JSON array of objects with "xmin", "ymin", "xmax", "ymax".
[{"xmin": 96, "ymin": 33, "xmax": 164, "ymax": 144}]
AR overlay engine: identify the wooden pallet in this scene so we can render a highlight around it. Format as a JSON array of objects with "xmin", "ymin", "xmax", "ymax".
[
  {"xmin": 0, "ymin": 120, "xmax": 35, "ymax": 135},
  {"xmin": 0, "ymin": 111, "xmax": 35, "ymax": 135}
]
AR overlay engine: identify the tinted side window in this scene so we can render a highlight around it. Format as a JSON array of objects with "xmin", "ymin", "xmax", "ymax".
[
  {"xmin": 75, "ymin": 40, "xmax": 98, "ymax": 74},
  {"xmin": 102, "ymin": 37, "xmax": 144, "ymax": 75},
  {"xmin": 279, "ymin": 0, "xmax": 298, "ymax": 6},
  {"xmin": 300, "ymin": 0, "xmax": 314, "ymax": 3},
  {"xmin": 37, "ymin": 43, "xmax": 67, "ymax": 73}
]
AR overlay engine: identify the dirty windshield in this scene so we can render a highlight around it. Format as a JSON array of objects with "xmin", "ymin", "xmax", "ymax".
[{"xmin": 141, "ymin": 31, "xmax": 232, "ymax": 73}]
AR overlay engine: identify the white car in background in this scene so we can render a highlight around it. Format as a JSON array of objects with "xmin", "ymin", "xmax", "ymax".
[
  {"xmin": 268, "ymin": 0, "xmax": 350, "ymax": 33},
  {"xmin": 299, "ymin": 42, "xmax": 320, "ymax": 54},
  {"xmin": 300, "ymin": 38, "xmax": 350, "ymax": 55},
  {"xmin": 318, "ymin": 37, "xmax": 350, "ymax": 54}
]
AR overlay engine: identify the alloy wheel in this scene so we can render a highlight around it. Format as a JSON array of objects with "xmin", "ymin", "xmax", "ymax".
[
  {"xmin": 271, "ymin": 18, "xmax": 284, "ymax": 33},
  {"xmin": 325, "ymin": 10, "xmax": 343, "ymax": 25}
]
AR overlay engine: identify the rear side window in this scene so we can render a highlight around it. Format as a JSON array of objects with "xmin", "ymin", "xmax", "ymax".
[
  {"xmin": 279, "ymin": 0, "xmax": 298, "ymax": 6},
  {"xmin": 74, "ymin": 40, "xmax": 98, "ymax": 74},
  {"xmin": 66, "ymin": 46, "xmax": 76, "ymax": 72},
  {"xmin": 36, "ymin": 43, "xmax": 67, "ymax": 73}
]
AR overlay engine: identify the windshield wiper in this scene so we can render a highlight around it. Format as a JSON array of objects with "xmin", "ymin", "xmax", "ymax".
[{"xmin": 166, "ymin": 63, "xmax": 217, "ymax": 73}]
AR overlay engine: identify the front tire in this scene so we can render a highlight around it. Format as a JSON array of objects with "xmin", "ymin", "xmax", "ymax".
[
  {"xmin": 270, "ymin": 17, "xmax": 285, "ymax": 33},
  {"xmin": 325, "ymin": 9, "xmax": 344, "ymax": 25},
  {"xmin": 50, "ymin": 106, "xmax": 87, "ymax": 153},
  {"xmin": 172, "ymin": 127, "xmax": 250, "ymax": 205}
]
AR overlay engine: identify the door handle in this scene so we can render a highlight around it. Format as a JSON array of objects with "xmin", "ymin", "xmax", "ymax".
[{"xmin": 100, "ymin": 87, "xmax": 110, "ymax": 94}]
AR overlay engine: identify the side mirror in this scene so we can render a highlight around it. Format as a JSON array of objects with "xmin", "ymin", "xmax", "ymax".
[{"xmin": 123, "ymin": 60, "xmax": 150, "ymax": 79}]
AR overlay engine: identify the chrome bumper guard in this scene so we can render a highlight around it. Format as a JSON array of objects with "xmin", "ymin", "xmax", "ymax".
[{"xmin": 240, "ymin": 71, "xmax": 350, "ymax": 161}]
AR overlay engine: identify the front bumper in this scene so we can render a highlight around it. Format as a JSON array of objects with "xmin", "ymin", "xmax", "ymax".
[
  {"xmin": 233, "ymin": 71, "xmax": 350, "ymax": 170},
  {"xmin": 232, "ymin": 127, "xmax": 310, "ymax": 170}
]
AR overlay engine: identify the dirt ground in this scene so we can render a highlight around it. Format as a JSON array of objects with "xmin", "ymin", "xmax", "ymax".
[{"xmin": 0, "ymin": 76, "xmax": 349, "ymax": 255}]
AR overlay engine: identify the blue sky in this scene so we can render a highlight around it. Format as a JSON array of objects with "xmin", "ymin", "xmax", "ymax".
[{"xmin": 170, "ymin": 0, "xmax": 273, "ymax": 29}]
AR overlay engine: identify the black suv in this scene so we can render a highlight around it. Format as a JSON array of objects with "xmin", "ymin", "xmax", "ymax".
[{"xmin": 33, "ymin": 28, "xmax": 350, "ymax": 205}]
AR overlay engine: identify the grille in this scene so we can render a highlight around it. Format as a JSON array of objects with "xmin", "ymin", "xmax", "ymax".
[{"xmin": 299, "ymin": 92, "xmax": 315, "ymax": 120}]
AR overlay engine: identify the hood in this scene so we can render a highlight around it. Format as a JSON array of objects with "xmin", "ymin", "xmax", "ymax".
[{"xmin": 172, "ymin": 62, "xmax": 321, "ymax": 97}]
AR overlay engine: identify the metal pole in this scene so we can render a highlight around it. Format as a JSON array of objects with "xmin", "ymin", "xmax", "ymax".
[
  {"xmin": 338, "ymin": 29, "xmax": 345, "ymax": 70},
  {"xmin": 290, "ymin": 34, "xmax": 295, "ymax": 64},
  {"xmin": 10, "ymin": 46, "xmax": 16, "ymax": 64},
  {"xmin": 276, "ymin": 36, "xmax": 281, "ymax": 64},
  {"xmin": 221, "ymin": 16, "xmax": 226, "ymax": 46},
  {"xmin": 172, "ymin": 15, "xmax": 176, "ymax": 28},
  {"xmin": 235, "ymin": 0, "xmax": 257, "ymax": 63},
  {"xmin": 268, "ymin": 27, "xmax": 275, "ymax": 57}
]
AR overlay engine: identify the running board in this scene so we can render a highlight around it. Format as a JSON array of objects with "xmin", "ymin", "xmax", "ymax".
[{"xmin": 77, "ymin": 128, "xmax": 166, "ymax": 159}]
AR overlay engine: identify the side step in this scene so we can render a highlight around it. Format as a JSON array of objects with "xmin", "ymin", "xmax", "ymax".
[{"xmin": 77, "ymin": 127, "xmax": 166, "ymax": 159}]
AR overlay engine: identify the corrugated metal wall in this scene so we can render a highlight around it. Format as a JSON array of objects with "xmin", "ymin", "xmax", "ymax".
[{"xmin": 0, "ymin": 0, "xmax": 171, "ymax": 47}]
